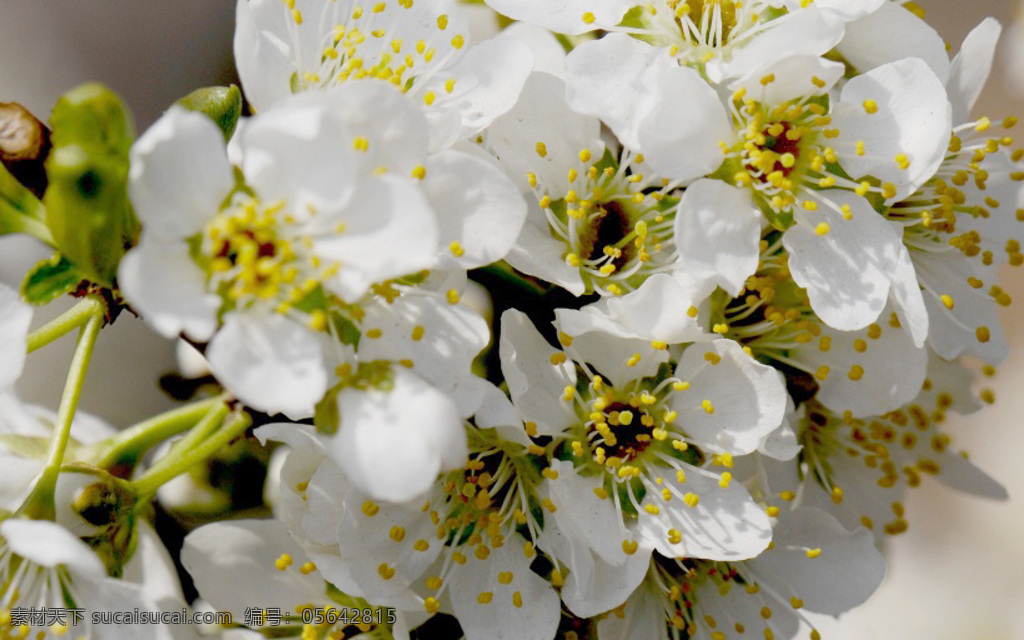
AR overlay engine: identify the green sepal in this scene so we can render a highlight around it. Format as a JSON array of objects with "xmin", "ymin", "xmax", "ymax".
[
  {"xmin": 617, "ymin": 6, "xmax": 646, "ymax": 29},
  {"xmin": 177, "ymin": 85, "xmax": 243, "ymax": 142},
  {"xmin": 43, "ymin": 83, "xmax": 138, "ymax": 286},
  {"xmin": 21, "ymin": 253, "xmax": 84, "ymax": 305},
  {"xmin": 331, "ymin": 312, "xmax": 362, "ymax": 347},
  {"xmin": 314, "ymin": 383, "xmax": 342, "ymax": 436},
  {"xmin": 0, "ymin": 162, "xmax": 52, "ymax": 244}
]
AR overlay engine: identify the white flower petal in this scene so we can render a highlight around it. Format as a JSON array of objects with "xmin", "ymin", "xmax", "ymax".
[
  {"xmin": 889, "ymin": 243, "xmax": 929, "ymax": 348},
  {"xmin": 356, "ymin": 292, "xmax": 490, "ymax": 399},
  {"xmin": 315, "ymin": 174, "xmax": 439, "ymax": 302},
  {"xmin": 800, "ymin": 0, "xmax": 885, "ymax": 21},
  {"xmin": 233, "ymin": 0, "xmax": 308, "ymax": 111},
  {"xmin": 129, "ymin": 107, "xmax": 233, "ymax": 239},
  {"xmin": 728, "ymin": 54, "xmax": 845, "ymax": 106},
  {"xmin": 588, "ymin": 274, "xmax": 706, "ymax": 344},
  {"xmin": 122, "ymin": 522, "xmax": 192, "ymax": 622},
  {"xmin": 504, "ymin": 204, "xmax": 587, "ymax": 295},
  {"xmin": 482, "ymin": 0, "xmax": 632, "ymax": 35},
  {"xmin": 425, "ymin": 33, "xmax": 534, "ymax": 148},
  {"xmin": 117, "ymin": 238, "xmax": 220, "ymax": 342},
  {"xmin": 635, "ymin": 62, "xmax": 732, "ymax": 182},
  {"xmin": 915, "ymin": 251, "xmax": 1008, "ymax": 363},
  {"xmin": 318, "ymin": 83, "xmax": 430, "ymax": 176},
  {"xmin": 449, "ymin": 534, "xmax": 561, "ymax": 640},
  {"xmin": 206, "ymin": 311, "xmax": 327, "ymax": 419},
  {"xmin": 791, "ymin": 319, "xmax": 927, "ymax": 418},
  {"xmin": 692, "ymin": 578, "xmax": 799, "ymax": 640},
  {"xmin": 471, "ymin": 379, "xmax": 531, "ymax": 446},
  {"xmin": 327, "ymin": 481, "xmax": 443, "ymax": 607},
  {"xmin": 784, "ymin": 190, "xmax": 901, "ymax": 330},
  {"xmin": 671, "ymin": 339, "xmax": 787, "ymax": 454},
  {"xmin": 543, "ymin": 460, "xmax": 631, "ymax": 565},
  {"xmin": 425, "ymin": 148, "xmax": 527, "ymax": 269},
  {"xmin": 832, "ymin": 58, "xmax": 951, "ymax": 200},
  {"xmin": 720, "ymin": 8, "xmax": 845, "ymax": 84},
  {"xmin": 748, "ymin": 508, "xmax": 886, "ymax": 616},
  {"xmin": 0, "ymin": 283, "xmax": 31, "ymax": 390},
  {"xmin": 330, "ymin": 368, "xmax": 465, "ymax": 503},
  {"xmin": 934, "ymin": 450, "xmax": 1008, "ymax": 500},
  {"xmin": 673, "ymin": 179, "xmax": 761, "ymax": 296},
  {"xmin": 487, "ymin": 72, "xmax": 604, "ymax": 201},
  {"xmin": 564, "ymin": 34, "xmax": 669, "ymax": 151},
  {"xmin": 182, "ymin": 519, "xmax": 328, "ymax": 619},
  {"xmin": 538, "ymin": 520, "xmax": 649, "ymax": 618},
  {"xmin": 596, "ymin": 586, "xmax": 670, "ymax": 640},
  {"xmin": 0, "ymin": 456, "xmax": 40, "ymax": 512},
  {"xmin": 554, "ymin": 308, "xmax": 667, "ymax": 388},
  {"xmin": 499, "ymin": 309, "xmax": 578, "ymax": 435},
  {"xmin": 759, "ymin": 413, "xmax": 801, "ymax": 461},
  {"xmin": 240, "ymin": 92, "xmax": 358, "ymax": 214},
  {"xmin": 948, "ymin": 19, "xmax": 1002, "ymax": 123},
  {"xmin": 500, "ymin": 22, "xmax": 567, "ymax": 79},
  {"xmin": 637, "ymin": 464, "xmax": 772, "ymax": 560},
  {"xmin": 1, "ymin": 518, "xmax": 105, "ymax": 576},
  {"xmin": 836, "ymin": 3, "xmax": 950, "ymax": 82}
]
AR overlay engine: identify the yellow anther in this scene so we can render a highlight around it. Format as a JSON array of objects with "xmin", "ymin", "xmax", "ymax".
[{"xmin": 424, "ymin": 597, "xmax": 441, "ymax": 614}]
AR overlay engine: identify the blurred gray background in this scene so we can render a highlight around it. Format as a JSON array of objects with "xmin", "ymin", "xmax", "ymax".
[{"xmin": 2, "ymin": 1, "xmax": 1023, "ymax": 637}]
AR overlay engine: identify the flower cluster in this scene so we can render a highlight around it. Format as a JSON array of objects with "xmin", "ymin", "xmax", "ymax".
[{"xmin": 0, "ymin": 1, "xmax": 1018, "ymax": 639}]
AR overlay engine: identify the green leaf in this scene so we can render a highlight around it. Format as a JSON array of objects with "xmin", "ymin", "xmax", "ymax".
[
  {"xmin": 0, "ymin": 162, "xmax": 52, "ymax": 244},
  {"xmin": 21, "ymin": 254, "xmax": 84, "ymax": 305},
  {"xmin": 44, "ymin": 83, "xmax": 138, "ymax": 286},
  {"xmin": 177, "ymin": 85, "xmax": 243, "ymax": 142}
]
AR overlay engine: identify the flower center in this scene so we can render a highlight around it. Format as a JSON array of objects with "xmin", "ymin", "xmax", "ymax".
[
  {"xmin": 199, "ymin": 197, "xmax": 337, "ymax": 319},
  {"xmin": 578, "ymin": 201, "xmax": 634, "ymax": 271},
  {"xmin": 593, "ymin": 400, "xmax": 657, "ymax": 462},
  {"xmin": 533, "ymin": 148, "xmax": 680, "ymax": 296}
]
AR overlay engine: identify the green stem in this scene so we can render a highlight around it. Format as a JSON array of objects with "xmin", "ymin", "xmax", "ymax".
[
  {"xmin": 93, "ymin": 395, "xmax": 231, "ymax": 469},
  {"xmin": 145, "ymin": 401, "xmax": 230, "ymax": 475},
  {"xmin": 26, "ymin": 297, "xmax": 103, "ymax": 353},
  {"xmin": 132, "ymin": 407, "xmax": 250, "ymax": 500},
  {"xmin": 18, "ymin": 297, "xmax": 105, "ymax": 520}
]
